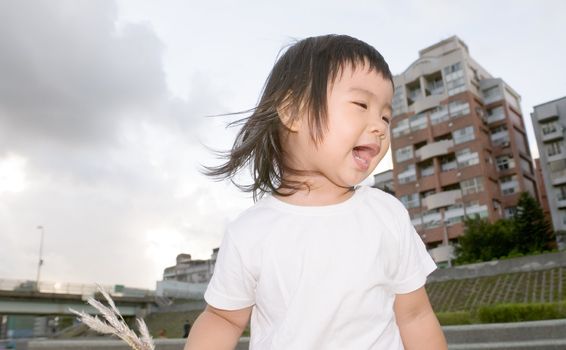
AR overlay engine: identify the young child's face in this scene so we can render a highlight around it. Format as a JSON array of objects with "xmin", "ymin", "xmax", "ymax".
[{"xmin": 288, "ymin": 63, "xmax": 393, "ymax": 188}]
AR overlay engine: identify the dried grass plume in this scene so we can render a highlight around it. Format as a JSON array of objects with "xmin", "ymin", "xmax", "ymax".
[{"xmin": 69, "ymin": 285, "xmax": 155, "ymax": 350}]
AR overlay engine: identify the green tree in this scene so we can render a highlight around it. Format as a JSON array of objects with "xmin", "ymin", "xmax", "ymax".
[
  {"xmin": 455, "ymin": 216, "xmax": 515, "ymax": 264},
  {"xmin": 513, "ymin": 192, "xmax": 555, "ymax": 254}
]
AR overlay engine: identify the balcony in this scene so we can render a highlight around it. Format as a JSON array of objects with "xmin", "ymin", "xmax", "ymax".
[
  {"xmin": 422, "ymin": 189, "xmax": 463, "ymax": 210},
  {"xmin": 465, "ymin": 204, "xmax": 489, "ymax": 217},
  {"xmin": 558, "ymin": 196, "xmax": 566, "ymax": 209},
  {"xmin": 536, "ymin": 103, "xmax": 559, "ymax": 122},
  {"xmin": 548, "ymin": 152, "xmax": 566, "ymax": 163},
  {"xmin": 416, "ymin": 140, "xmax": 454, "ymax": 161},
  {"xmin": 500, "ymin": 181, "xmax": 519, "ymax": 196},
  {"xmin": 542, "ymin": 127, "xmax": 564, "ymax": 142},
  {"xmin": 413, "ymin": 94, "xmax": 444, "ymax": 114},
  {"xmin": 444, "ymin": 206, "xmax": 465, "ymax": 220},
  {"xmin": 487, "ymin": 112, "xmax": 505, "ymax": 124},
  {"xmin": 484, "ymin": 91, "xmax": 503, "ymax": 105},
  {"xmin": 551, "ymin": 169, "xmax": 566, "ymax": 186}
]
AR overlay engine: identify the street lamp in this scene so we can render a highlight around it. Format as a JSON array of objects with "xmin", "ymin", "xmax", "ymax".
[{"xmin": 36, "ymin": 225, "xmax": 45, "ymax": 292}]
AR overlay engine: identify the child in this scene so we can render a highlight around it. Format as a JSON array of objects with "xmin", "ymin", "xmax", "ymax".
[{"xmin": 185, "ymin": 34, "xmax": 447, "ymax": 350}]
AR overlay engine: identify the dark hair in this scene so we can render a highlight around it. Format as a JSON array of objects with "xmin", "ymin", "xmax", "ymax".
[{"xmin": 204, "ymin": 34, "xmax": 393, "ymax": 200}]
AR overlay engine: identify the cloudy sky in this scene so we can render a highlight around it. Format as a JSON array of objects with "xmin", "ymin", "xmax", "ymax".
[{"xmin": 0, "ymin": 0, "xmax": 565, "ymax": 290}]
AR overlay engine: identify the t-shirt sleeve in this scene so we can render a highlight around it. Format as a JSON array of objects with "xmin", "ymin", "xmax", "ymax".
[
  {"xmin": 204, "ymin": 229, "xmax": 257, "ymax": 310},
  {"xmin": 389, "ymin": 208, "xmax": 437, "ymax": 294}
]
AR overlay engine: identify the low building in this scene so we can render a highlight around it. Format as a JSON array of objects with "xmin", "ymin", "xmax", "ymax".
[{"xmin": 156, "ymin": 249, "xmax": 218, "ymax": 299}]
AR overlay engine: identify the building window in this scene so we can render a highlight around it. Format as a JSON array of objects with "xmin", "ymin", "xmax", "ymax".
[
  {"xmin": 422, "ymin": 209, "xmax": 441, "ymax": 229},
  {"xmin": 445, "ymin": 203, "xmax": 464, "ymax": 226},
  {"xmin": 400, "ymin": 193, "xmax": 420, "ymax": 209},
  {"xmin": 448, "ymin": 100, "xmax": 470, "ymax": 118},
  {"xmin": 440, "ymin": 154, "xmax": 458, "ymax": 172},
  {"xmin": 465, "ymin": 201, "xmax": 489, "ymax": 219},
  {"xmin": 461, "ymin": 177, "xmax": 484, "ymax": 195},
  {"xmin": 455, "ymin": 148, "xmax": 479, "ymax": 168},
  {"xmin": 546, "ymin": 140, "xmax": 565, "ymax": 157},
  {"xmin": 395, "ymin": 145, "xmax": 414, "ymax": 163},
  {"xmin": 407, "ymin": 81, "xmax": 422, "ymax": 104},
  {"xmin": 410, "ymin": 213, "xmax": 423, "ymax": 228},
  {"xmin": 496, "ymin": 155, "xmax": 515, "ymax": 171},
  {"xmin": 541, "ymin": 120, "xmax": 558, "ymax": 135},
  {"xmin": 409, "ymin": 113, "xmax": 427, "ymax": 131},
  {"xmin": 500, "ymin": 175, "xmax": 519, "ymax": 195},
  {"xmin": 419, "ymin": 160, "xmax": 435, "ymax": 177},
  {"xmin": 483, "ymin": 86, "xmax": 502, "ymax": 103},
  {"xmin": 444, "ymin": 62, "xmax": 466, "ymax": 96},
  {"xmin": 487, "ymin": 106, "xmax": 505, "ymax": 123},
  {"xmin": 398, "ymin": 164, "xmax": 417, "ymax": 184},
  {"xmin": 453, "ymin": 126, "xmax": 475, "ymax": 144},
  {"xmin": 426, "ymin": 74, "xmax": 444, "ymax": 96},
  {"xmin": 490, "ymin": 125, "xmax": 510, "ymax": 147},
  {"xmin": 430, "ymin": 105, "xmax": 449, "ymax": 125},
  {"xmin": 392, "ymin": 118, "xmax": 410, "ymax": 138}
]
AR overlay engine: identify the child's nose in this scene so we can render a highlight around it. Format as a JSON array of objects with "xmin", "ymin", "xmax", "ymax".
[{"xmin": 368, "ymin": 118, "xmax": 388, "ymax": 139}]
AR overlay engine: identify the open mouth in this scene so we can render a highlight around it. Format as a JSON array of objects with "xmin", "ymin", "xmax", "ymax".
[{"xmin": 352, "ymin": 144, "xmax": 379, "ymax": 170}]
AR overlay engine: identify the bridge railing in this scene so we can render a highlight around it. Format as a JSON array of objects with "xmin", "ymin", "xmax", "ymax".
[{"xmin": 0, "ymin": 278, "xmax": 154, "ymax": 298}]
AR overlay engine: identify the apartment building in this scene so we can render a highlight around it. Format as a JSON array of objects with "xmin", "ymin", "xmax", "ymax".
[
  {"xmin": 531, "ymin": 97, "xmax": 566, "ymax": 236},
  {"xmin": 390, "ymin": 36, "xmax": 537, "ymax": 264},
  {"xmin": 162, "ymin": 251, "xmax": 218, "ymax": 283}
]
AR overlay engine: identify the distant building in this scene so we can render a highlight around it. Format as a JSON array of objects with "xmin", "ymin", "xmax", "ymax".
[
  {"xmin": 162, "ymin": 252, "xmax": 216, "ymax": 284},
  {"xmin": 534, "ymin": 158, "xmax": 552, "ymax": 222},
  {"xmin": 531, "ymin": 97, "xmax": 566, "ymax": 240},
  {"xmin": 390, "ymin": 36, "xmax": 537, "ymax": 265},
  {"xmin": 372, "ymin": 170, "xmax": 394, "ymax": 194},
  {"xmin": 156, "ymin": 249, "xmax": 218, "ymax": 298}
]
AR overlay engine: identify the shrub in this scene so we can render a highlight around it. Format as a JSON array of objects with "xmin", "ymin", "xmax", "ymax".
[
  {"xmin": 436, "ymin": 311, "xmax": 472, "ymax": 325},
  {"xmin": 477, "ymin": 302, "xmax": 566, "ymax": 323}
]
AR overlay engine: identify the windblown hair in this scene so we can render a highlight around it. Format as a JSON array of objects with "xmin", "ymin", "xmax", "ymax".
[{"xmin": 204, "ymin": 34, "xmax": 393, "ymax": 200}]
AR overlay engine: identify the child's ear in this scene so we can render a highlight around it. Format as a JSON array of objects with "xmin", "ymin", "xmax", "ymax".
[{"xmin": 276, "ymin": 102, "xmax": 301, "ymax": 132}]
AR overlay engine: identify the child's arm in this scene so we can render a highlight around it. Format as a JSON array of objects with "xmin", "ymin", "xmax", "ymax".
[
  {"xmin": 184, "ymin": 304, "xmax": 252, "ymax": 350},
  {"xmin": 394, "ymin": 286, "xmax": 447, "ymax": 350}
]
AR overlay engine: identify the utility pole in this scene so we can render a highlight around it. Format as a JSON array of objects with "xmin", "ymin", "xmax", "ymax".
[{"xmin": 36, "ymin": 225, "xmax": 45, "ymax": 292}]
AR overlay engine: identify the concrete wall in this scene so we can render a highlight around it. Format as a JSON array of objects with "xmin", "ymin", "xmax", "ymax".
[
  {"xmin": 15, "ymin": 320, "xmax": 566, "ymax": 350},
  {"xmin": 428, "ymin": 251, "xmax": 566, "ymax": 282},
  {"xmin": 17, "ymin": 337, "xmax": 250, "ymax": 350}
]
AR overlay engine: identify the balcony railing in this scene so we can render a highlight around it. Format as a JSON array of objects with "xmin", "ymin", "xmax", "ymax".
[
  {"xmin": 548, "ymin": 152, "xmax": 566, "ymax": 163},
  {"xmin": 551, "ymin": 169, "xmax": 566, "ymax": 186},
  {"xmin": 542, "ymin": 127, "xmax": 564, "ymax": 142},
  {"xmin": 422, "ymin": 189, "xmax": 463, "ymax": 210},
  {"xmin": 487, "ymin": 112, "xmax": 505, "ymax": 124},
  {"xmin": 537, "ymin": 104, "xmax": 559, "ymax": 122},
  {"xmin": 416, "ymin": 140, "xmax": 454, "ymax": 161}
]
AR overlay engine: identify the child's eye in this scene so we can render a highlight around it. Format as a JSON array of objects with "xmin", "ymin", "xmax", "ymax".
[
  {"xmin": 382, "ymin": 116, "xmax": 391, "ymax": 124},
  {"xmin": 353, "ymin": 102, "xmax": 368, "ymax": 110}
]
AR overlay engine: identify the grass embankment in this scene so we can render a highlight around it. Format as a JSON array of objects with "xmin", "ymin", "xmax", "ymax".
[
  {"xmin": 143, "ymin": 267, "xmax": 566, "ymax": 331},
  {"xmin": 428, "ymin": 267, "xmax": 566, "ymax": 325}
]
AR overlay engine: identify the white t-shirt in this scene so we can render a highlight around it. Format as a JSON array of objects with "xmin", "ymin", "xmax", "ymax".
[{"xmin": 204, "ymin": 186, "xmax": 437, "ymax": 350}]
